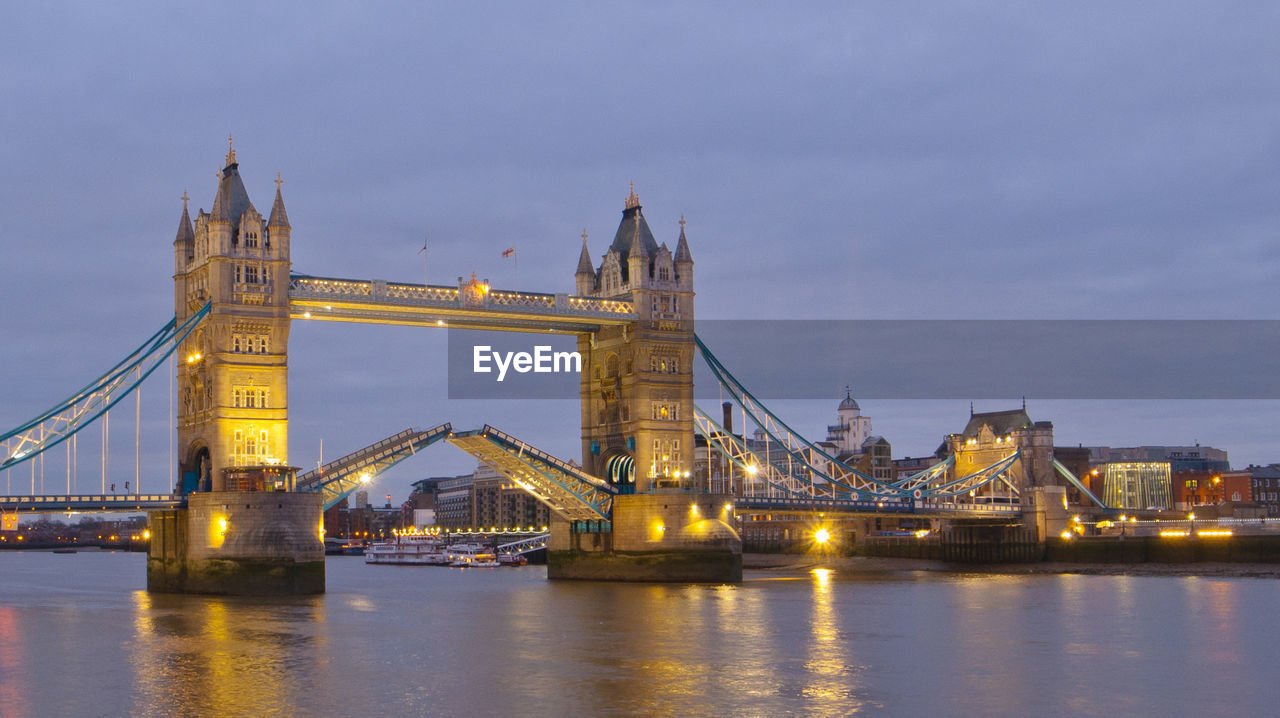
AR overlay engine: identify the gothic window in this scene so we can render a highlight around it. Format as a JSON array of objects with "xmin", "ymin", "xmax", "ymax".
[
  {"xmin": 658, "ymin": 266, "xmax": 670, "ymax": 281},
  {"xmin": 245, "ymin": 231, "xmax": 258, "ymax": 249},
  {"xmin": 258, "ymin": 335, "xmax": 269, "ymax": 354},
  {"xmin": 233, "ymin": 388, "xmax": 244, "ymax": 408},
  {"xmin": 233, "ymin": 334, "xmax": 243, "ymax": 352},
  {"xmin": 257, "ymin": 388, "xmax": 268, "ymax": 408},
  {"xmin": 650, "ymin": 355, "xmax": 679, "ymax": 374},
  {"xmin": 259, "ymin": 429, "xmax": 270, "ymax": 458},
  {"xmin": 234, "ymin": 430, "xmax": 244, "ymax": 459},
  {"xmin": 245, "ymin": 265, "xmax": 260, "ymax": 284},
  {"xmin": 235, "ymin": 265, "xmax": 243, "ymax": 283}
]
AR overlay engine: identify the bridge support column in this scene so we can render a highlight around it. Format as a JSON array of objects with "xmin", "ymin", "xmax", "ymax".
[
  {"xmin": 547, "ymin": 494, "xmax": 742, "ymax": 582},
  {"xmin": 147, "ymin": 492, "xmax": 324, "ymax": 595},
  {"xmin": 1024, "ymin": 485, "xmax": 1070, "ymax": 544}
]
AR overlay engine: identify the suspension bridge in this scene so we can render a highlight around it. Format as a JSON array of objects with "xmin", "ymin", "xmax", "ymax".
[{"xmin": 0, "ymin": 146, "xmax": 1083, "ymax": 592}]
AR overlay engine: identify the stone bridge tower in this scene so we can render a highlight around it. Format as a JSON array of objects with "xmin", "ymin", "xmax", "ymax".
[
  {"xmin": 574, "ymin": 186, "xmax": 695, "ymax": 493},
  {"xmin": 945, "ymin": 406, "xmax": 1056, "ymax": 492},
  {"xmin": 172, "ymin": 141, "xmax": 293, "ymax": 493},
  {"xmin": 155, "ymin": 141, "xmax": 322, "ymax": 595}
]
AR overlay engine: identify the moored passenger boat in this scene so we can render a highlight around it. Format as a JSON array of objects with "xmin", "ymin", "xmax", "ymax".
[{"xmin": 364, "ymin": 535, "xmax": 449, "ymax": 565}]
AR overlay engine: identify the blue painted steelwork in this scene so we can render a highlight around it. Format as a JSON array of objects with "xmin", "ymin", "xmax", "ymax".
[
  {"xmin": 448, "ymin": 425, "xmax": 615, "ymax": 521},
  {"xmin": 296, "ymin": 424, "xmax": 453, "ymax": 510},
  {"xmin": 0, "ymin": 494, "xmax": 184, "ymax": 513},
  {"xmin": 695, "ymin": 334, "xmax": 1022, "ymax": 503},
  {"xmin": 735, "ymin": 495, "xmax": 1021, "ymax": 517},
  {"xmin": 1, "ymin": 303, "xmax": 211, "ymax": 471},
  {"xmin": 693, "ymin": 406, "xmax": 866, "ymax": 499},
  {"xmin": 496, "ymin": 533, "xmax": 550, "ymax": 556},
  {"xmin": 1052, "ymin": 457, "xmax": 1109, "ymax": 509},
  {"xmin": 695, "ymin": 335, "xmax": 895, "ymax": 497},
  {"xmin": 922, "ymin": 451, "xmax": 1021, "ymax": 498}
]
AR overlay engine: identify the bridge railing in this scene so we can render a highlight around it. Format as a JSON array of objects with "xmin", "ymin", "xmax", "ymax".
[
  {"xmin": 289, "ymin": 275, "xmax": 636, "ymax": 319},
  {"xmin": 734, "ymin": 496, "xmax": 1022, "ymax": 515},
  {"xmin": 0, "ymin": 494, "xmax": 185, "ymax": 512}
]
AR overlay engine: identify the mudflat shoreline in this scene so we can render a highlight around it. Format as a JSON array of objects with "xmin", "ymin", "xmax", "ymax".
[{"xmin": 742, "ymin": 553, "xmax": 1280, "ymax": 578}]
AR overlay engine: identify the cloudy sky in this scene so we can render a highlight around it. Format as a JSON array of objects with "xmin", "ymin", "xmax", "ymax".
[{"xmin": 2, "ymin": 3, "xmax": 1278, "ymax": 499}]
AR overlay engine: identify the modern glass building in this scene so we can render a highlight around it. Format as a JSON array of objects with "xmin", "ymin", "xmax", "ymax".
[{"xmin": 1102, "ymin": 462, "xmax": 1172, "ymax": 510}]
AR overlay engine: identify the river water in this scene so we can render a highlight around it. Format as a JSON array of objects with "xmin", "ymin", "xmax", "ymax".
[{"xmin": 0, "ymin": 551, "xmax": 1274, "ymax": 716}]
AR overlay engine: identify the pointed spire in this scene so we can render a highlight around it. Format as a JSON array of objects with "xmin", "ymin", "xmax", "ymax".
[
  {"xmin": 210, "ymin": 179, "xmax": 229, "ymax": 222},
  {"xmin": 175, "ymin": 190, "xmax": 195, "ymax": 243},
  {"xmin": 268, "ymin": 172, "xmax": 290, "ymax": 229},
  {"xmin": 674, "ymin": 214, "xmax": 693, "ymax": 263},
  {"xmin": 628, "ymin": 212, "xmax": 648, "ymax": 259},
  {"xmin": 225, "ymin": 133, "xmax": 236, "ymax": 167},
  {"xmin": 625, "ymin": 182, "xmax": 640, "ymax": 210},
  {"xmin": 575, "ymin": 229, "xmax": 594, "ymax": 275}
]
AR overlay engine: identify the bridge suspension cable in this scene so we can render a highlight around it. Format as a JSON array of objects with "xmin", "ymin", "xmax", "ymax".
[
  {"xmin": 693, "ymin": 334, "xmax": 1021, "ymax": 503},
  {"xmin": 0, "ymin": 303, "xmax": 211, "ymax": 473}
]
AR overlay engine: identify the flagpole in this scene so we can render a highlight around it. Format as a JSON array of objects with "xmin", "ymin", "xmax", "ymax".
[{"xmin": 419, "ymin": 233, "xmax": 429, "ymax": 287}]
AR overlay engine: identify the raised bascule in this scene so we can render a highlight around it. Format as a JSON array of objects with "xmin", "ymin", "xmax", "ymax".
[{"xmin": 0, "ymin": 145, "xmax": 1073, "ymax": 594}]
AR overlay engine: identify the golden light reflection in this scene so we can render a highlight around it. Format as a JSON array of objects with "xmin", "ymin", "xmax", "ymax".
[
  {"xmin": 803, "ymin": 566, "xmax": 869, "ymax": 711},
  {"xmin": 128, "ymin": 592, "xmax": 327, "ymax": 717},
  {"xmin": 0, "ymin": 607, "xmax": 30, "ymax": 718}
]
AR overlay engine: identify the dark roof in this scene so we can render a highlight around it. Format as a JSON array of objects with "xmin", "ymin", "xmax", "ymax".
[
  {"xmin": 1251, "ymin": 464, "xmax": 1280, "ymax": 480},
  {"xmin": 174, "ymin": 204, "xmax": 194, "ymax": 244},
  {"xmin": 268, "ymin": 186, "xmax": 290, "ymax": 229},
  {"xmin": 675, "ymin": 225, "xmax": 692, "ymax": 263},
  {"xmin": 961, "ymin": 409, "xmax": 1033, "ymax": 438},
  {"xmin": 608, "ymin": 206, "xmax": 659, "ymax": 257},
  {"xmin": 839, "ymin": 389, "xmax": 859, "ymax": 412},
  {"xmin": 210, "ymin": 162, "xmax": 255, "ymax": 232},
  {"xmin": 575, "ymin": 238, "xmax": 595, "ymax": 275}
]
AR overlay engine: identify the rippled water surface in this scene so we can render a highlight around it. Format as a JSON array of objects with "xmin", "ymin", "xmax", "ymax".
[{"xmin": 0, "ymin": 551, "xmax": 1275, "ymax": 716}]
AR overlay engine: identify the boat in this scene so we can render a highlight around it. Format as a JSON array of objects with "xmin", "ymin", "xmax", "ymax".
[
  {"xmin": 365, "ymin": 535, "xmax": 450, "ymax": 565},
  {"xmin": 445, "ymin": 543, "xmax": 500, "ymax": 568}
]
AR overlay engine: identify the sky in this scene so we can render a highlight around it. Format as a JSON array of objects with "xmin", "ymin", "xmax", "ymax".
[{"xmin": 2, "ymin": 3, "xmax": 1278, "ymax": 501}]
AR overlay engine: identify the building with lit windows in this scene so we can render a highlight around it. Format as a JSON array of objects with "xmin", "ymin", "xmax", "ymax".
[
  {"xmin": 1101, "ymin": 462, "xmax": 1172, "ymax": 510},
  {"xmin": 413, "ymin": 463, "xmax": 551, "ymax": 531}
]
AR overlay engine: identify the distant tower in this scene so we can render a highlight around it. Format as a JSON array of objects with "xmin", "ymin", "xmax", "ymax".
[
  {"xmin": 575, "ymin": 185, "xmax": 694, "ymax": 492},
  {"xmin": 173, "ymin": 140, "xmax": 293, "ymax": 492},
  {"xmin": 826, "ymin": 387, "xmax": 871, "ymax": 455}
]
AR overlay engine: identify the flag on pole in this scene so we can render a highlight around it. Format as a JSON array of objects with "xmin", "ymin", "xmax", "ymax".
[{"xmin": 502, "ymin": 247, "xmax": 515, "ymax": 258}]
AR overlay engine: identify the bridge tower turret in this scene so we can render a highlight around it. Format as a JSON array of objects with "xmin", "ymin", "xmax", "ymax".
[
  {"xmin": 154, "ymin": 140, "xmax": 322, "ymax": 595},
  {"xmin": 173, "ymin": 142, "xmax": 293, "ymax": 493},
  {"xmin": 576, "ymin": 186, "xmax": 695, "ymax": 494}
]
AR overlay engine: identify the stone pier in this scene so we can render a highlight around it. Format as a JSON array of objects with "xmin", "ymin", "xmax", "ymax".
[
  {"xmin": 547, "ymin": 494, "xmax": 742, "ymax": 582},
  {"xmin": 147, "ymin": 492, "xmax": 324, "ymax": 595}
]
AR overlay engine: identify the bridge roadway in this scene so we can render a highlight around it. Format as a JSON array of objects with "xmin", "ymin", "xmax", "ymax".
[
  {"xmin": 288, "ymin": 275, "xmax": 636, "ymax": 333},
  {"xmin": 0, "ymin": 494, "xmax": 184, "ymax": 513},
  {"xmin": 733, "ymin": 495, "xmax": 1022, "ymax": 518}
]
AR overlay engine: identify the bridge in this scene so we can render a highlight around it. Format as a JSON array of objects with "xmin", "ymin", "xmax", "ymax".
[{"xmin": 0, "ymin": 145, "xmax": 1078, "ymax": 593}]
